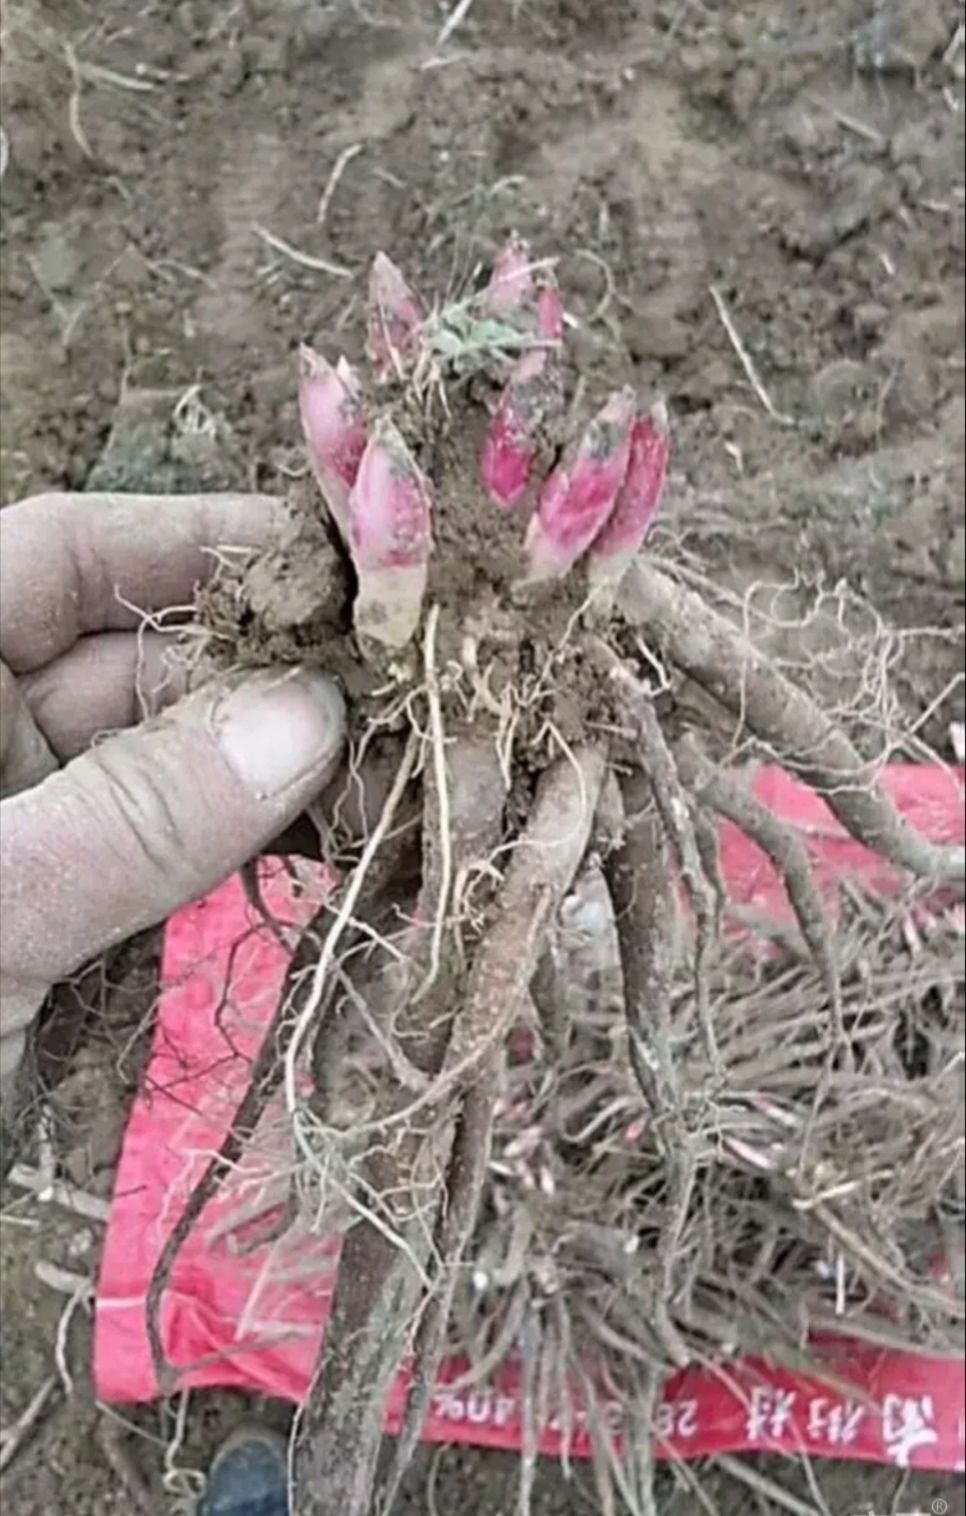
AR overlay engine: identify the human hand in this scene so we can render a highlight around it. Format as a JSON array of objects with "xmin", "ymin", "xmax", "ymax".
[{"xmin": 0, "ymin": 491, "xmax": 345, "ymax": 1096}]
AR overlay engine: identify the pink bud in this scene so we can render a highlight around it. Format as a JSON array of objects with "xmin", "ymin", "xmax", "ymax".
[
  {"xmin": 535, "ymin": 280, "xmax": 564, "ymax": 342},
  {"xmin": 349, "ymin": 417, "xmax": 432, "ymax": 648},
  {"xmin": 481, "ymin": 234, "xmax": 534, "ymax": 318},
  {"xmin": 587, "ymin": 402, "xmax": 669, "ymax": 602},
  {"xmin": 350, "ymin": 418, "xmax": 432, "ymax": 569},
  {"xmin": 367, "ymin": 252, "xmax": 425, "ymax": 374},
  {"xmin": 298, "ymin": 345, "xmax": 366, "ymax": 538},
  {"xmin": 481, "ymin": 271, "xmax": 566, "ymax": 509},
  {"xmin": 523, "ymin": 387, "xmax": 635, "ymax": 581},
  {"xmin": 481, "ymin": 348, "xmax": 556, "ymax": 508}
]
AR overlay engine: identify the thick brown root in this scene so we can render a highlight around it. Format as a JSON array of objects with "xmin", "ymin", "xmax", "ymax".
[
  {"xmin": 603, "ymin": 770, "xmax": 693, "ymax": 1370},
  {"xmin": 591, "ymin": 639, "xmax": 719, "ymax": 1070},
  {"xmin": 602, "ymin": 771, "xmax": 678, "ymax": 1126},
  {"xmin": 620, "ymin": 559, "xmax": 965, "ymax": 884},
  {"xmin": 441, "ymin": 746, "xmax": 607, "ymax": 1079}
]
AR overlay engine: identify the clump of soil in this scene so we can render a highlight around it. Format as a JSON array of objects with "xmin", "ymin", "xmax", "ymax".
[{"xmin": 196, "ymin": 481, "xmax": 351, "ymax": 666}]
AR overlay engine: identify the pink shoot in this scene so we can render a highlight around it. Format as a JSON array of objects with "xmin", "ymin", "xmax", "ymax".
[
  {"xmin": 481, "ymin": 269, "xmax": 566, "ymax": 509},
  {"xmin": 587, "ymin": 401, "xmax": 670, "ymax": 606},
  {"xmin": 482, "ymin": 234, "xmax": 534, "ymax": 318},
  {"xmin": 298, "ymin": 346, "xmax": 366, "ymax": 539},
  {"xmin": 481, "ymin": 348, "xmax": 551, "ymax": 508},
  {"xmin": 367, "ymin": 252, "xmax": 426, "ymax": 375},
  {"xmin": 523, "ymin": 387, "xmax": 635, "ymax": 582},
  {"xmin": 348, "ymin": 417, "xmax": 433, "ymax": 649},
  {"xmin": 535, "ymin": 280, "xmax": 564, "ymax": 342}
]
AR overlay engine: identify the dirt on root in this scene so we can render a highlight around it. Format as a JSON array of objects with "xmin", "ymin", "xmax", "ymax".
[{"xmin": 1, "ymin": 0, "xmax": 964, "ymax": 1511}]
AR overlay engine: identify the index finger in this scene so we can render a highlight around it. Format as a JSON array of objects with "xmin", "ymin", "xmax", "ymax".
[{"xmin": 0, "ymin": 491, "xmax": 284, "ymax": 674}]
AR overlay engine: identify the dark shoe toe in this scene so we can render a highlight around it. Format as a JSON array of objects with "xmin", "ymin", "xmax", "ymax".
[{"xmin": 202, "ymin": 1428, "xmax": 288, "ymax": 1516}]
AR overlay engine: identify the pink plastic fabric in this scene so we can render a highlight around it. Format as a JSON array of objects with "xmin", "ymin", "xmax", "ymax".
[{"xmin": 95, "ymin": 764, "xmax": 966, "ymax": 1471}]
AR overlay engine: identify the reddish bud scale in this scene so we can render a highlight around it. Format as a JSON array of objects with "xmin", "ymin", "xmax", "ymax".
[
  {"xmin": 482, "ymin": 348, "xmax": 559, "ymax": 508},
  {"xmin": 535, "ymin": 282, "xmax": 564, "ymax": 342},
  {"xmin": 586, "ymin": 402, "xmax": 669, "ymax": 609},
  {"xmin": 590, "ymin": 403, "xmax": 669, "ymax": 561},
  {"xmin": 367, "ymin": 252, "xmax": 426, "ymax": 374},
  {"xmin": 524, "ymin": 387, "xmax": 635, "ymax": 581},
  {"xmin": 349, "ymin": 417, "xmax": 432, "ymax": 651},
  {"xmin": 298, "ymin": 346, "xmax": 367, "ymax": 538},
  {"xmin": 349, "ymin": 419, "xmax": 432, "ymax": 571},
  {"xmin": 482, "ymin": 234, "xmax": 534, "ymax": 319},
  {"xmin": 481, "ymin": 270, "xmax": 566, "ymax": 509}
]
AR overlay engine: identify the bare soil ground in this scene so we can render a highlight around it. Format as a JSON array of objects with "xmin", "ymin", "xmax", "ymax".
[{"xmin": 1, "ymin": 0, "xmax": 963, "ymax": 1511}]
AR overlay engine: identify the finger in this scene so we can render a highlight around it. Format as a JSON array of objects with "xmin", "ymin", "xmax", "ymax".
[
  {"xmin": 0, "ymin": 660, "xmax": 59, "ymax": 797},
  {"xmin": 0, "ymin": 490, "xmax": 284, "ymax": 674},
  {"xmin": 0, "ymin": 667, "xmax": 345, "ymax": 1008},
  {"xmin": 20, "ymin": 631, "xmax": 189, "ymax": 759}
]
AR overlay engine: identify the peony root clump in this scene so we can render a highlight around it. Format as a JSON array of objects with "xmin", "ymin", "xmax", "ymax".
[{"xmin": 161, "ymin": 240, "xmax": 965, "ymax": 1516}]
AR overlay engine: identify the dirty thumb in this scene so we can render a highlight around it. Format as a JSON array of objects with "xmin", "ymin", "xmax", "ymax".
[{"xmin": 0, "ymin": 668, "xmax": 345, "ymax": 1086}]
